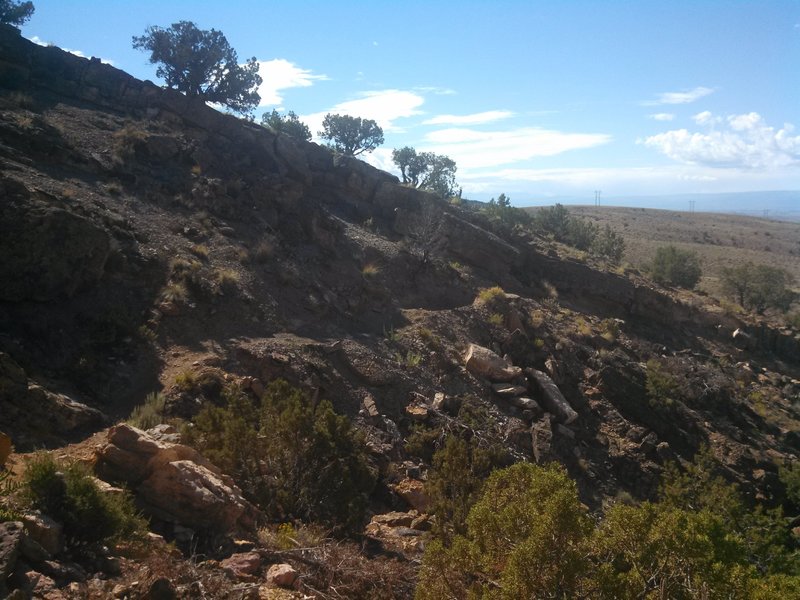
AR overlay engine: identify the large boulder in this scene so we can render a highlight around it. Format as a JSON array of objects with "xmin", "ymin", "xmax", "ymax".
[
  {"xmin": 464, "ymin": 344, "xmax": 523, "ymax": 382},
  {"xmin": 95, "ymin": 424, "xmax": 260, "ymax": 532}
]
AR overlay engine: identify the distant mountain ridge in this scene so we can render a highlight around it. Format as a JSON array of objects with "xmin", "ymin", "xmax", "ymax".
[{"xmin": 519, "ymin": 190, "xmax": 800, "ymax": 221}]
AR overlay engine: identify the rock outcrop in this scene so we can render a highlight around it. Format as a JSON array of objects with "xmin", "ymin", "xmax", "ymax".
[{"xmin": 95, "ymin": 424, "xmax": 260, "ymax": 532}]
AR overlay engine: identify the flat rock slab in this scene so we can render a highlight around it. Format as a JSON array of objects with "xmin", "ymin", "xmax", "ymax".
[{"xmin": 465, "ymin": 344, "xmax": 522, "ymax": 382}]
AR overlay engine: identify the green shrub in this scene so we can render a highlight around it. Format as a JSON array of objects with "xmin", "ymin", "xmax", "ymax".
[
  {"xmin": 649, "ymin": 245, "xmax": 702, "ymax": 288},
  {"xmin": 779, "ymin": 461, "xmax": 800, "ymax": 510},
  {"xmin": 475, "ymin": 286, "xmax": 505, "ymax": 306},
  {"xmin": 645, "ymin": 359, "xmax": 681, "ymax": 407},
  {"xmin": 127, "ymin": 392, "xmax": 166, "ymax": 430},
  {"xmin": 1, "ymin": 470, "xmax": 21, "ymax": 522},
  {"xmin": 23, "ymin": 454, "xmax": 146, "ymax": 546},
  {"xmin": 185, "ymin": 380, "xmax": 375, "ymax": 532}
]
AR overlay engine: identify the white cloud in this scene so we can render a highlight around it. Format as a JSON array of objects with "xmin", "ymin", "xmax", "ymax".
[
  {"xmin": 423, "ymin": 110, "xmax": 514, "ymax": 126},
  {"xmin": 256, "ymin": 59, "xmax": 328, "ymax": 106},
  {"xmin": 649, "ymin": 113, "xmax": 675, "ymax": 121},
  {"xmin": 414, "ymin": 86, "xmax": 457, "ymax": 96},
  {"xmin": 642, "ymin": 112, "xmax": 800, "ymax": 169},
  {"xmin": 421, "ymin": 127, "xmax": 611, "ymax": 169},
  {"xmin": 643, "ymin": 86, "xmax": 714, "ymax": 106},
  {"xmin": 28, "ymin": 36, "xmax": 115, "ymax": 65},
  {"xmin": 302, "ymin": 89, "xmax": 425, "ymax": 136}
]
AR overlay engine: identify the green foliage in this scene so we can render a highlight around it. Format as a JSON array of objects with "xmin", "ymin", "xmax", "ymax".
[
  {"xmin": 426, "ymin": 435, "xmax": 510, "ymax": 541},
  {"xmin": 1, "ymin": 469, "xmax": 21, "ymax": 522},
  {"xmin": 779, "ymin": 461, "xmax": 800, "ymax": 509},
  {"xmin": 127, "ymin": 392, "xmax": 166, "ymax": 430},
  {"xmin": 482, "ymin": 193, "xmax": 532, "ymax": 232},
  {"xmin": 319, "ymin": 114, "xmax": 384, "ymax": 156},
  {"xmin": 185, "ymin": 380, "xmax": 376, "ymax": 532},
  {"xmin": 534, "ymin": 203, "xmax": 572, "ymax": 241},
  {"xmin": 23, "ymin": 454, "xmax": 146, "ymax": 546},
  {"xmin": 391, "ymin": 146, "xmax": 459, "ymax": 198},
  {"xmin": 0, "ymin": 0, "xmax": 34, "ymax": 26},
  {"xmin": 475, "ymin": 285, "xmax": 506, "ymax": 306},
  {"xmin": 650, "ymin": 245, "xmax": 702, "ymax": 288},
  {"xmin": 593, "ymin": 224, "xmax": 626, "ymax": 265},
  {"xmin": 721, "ymin": 262, "xmax": 796, "ymax": 314},
  {"xmin": 530, "ymin": 204, "xmax": 625, "ymax": 262},
  {"xmin": 417, "ymin": 462, "xmax": 591, "ymax": 599},
  {"xmin": 417, "ymin": 450, "xmax": 800, "ymax": 599},
  {"xmin": 261, "ymin": 109, "xmax": 312, "ymax": 141},
  {"xmin": 645, "ymin": 359, "xmax": 681, "ymax": 406},
  {"xmin": 132, "ymin": 21, "xmax": 262, "ymax": 115}
]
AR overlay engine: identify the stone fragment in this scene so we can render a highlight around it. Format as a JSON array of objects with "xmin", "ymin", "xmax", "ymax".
[
  {"xmin": 526, "ymin": 369, "xmax": 578, "ymax": 424},
  {"xmin": 405, "ymin": 403, "xmax": 429, "ymax": 422},
  {"xmin": 393, "ymin": 478, "xmax": 430, "ymax": 512},
  {"xmin": 221, "ymin": 552, "xmax": 262, "ymax": 578},
  {"xmin": 491, "ymin": 383, "xmax": 528, "ymax": 397},
  {"xmin": 510, "ymin": 397, "xmax": 541, "ymax": 413},
  {"xmin": 464, "ymin": 344, "xmax": 522, "ymax": 382},
  {"xmin": 265, "ymin": 563, "xmax": 298, "ymax": 589}
]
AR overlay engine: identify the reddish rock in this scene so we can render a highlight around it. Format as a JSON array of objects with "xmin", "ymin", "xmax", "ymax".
[
  {"xmin": 265, "ymin": 563, "xmax": 298, "ymax": 589},
  {"xmin": 464, "ymin": 344, "xmax": 522, "ymax": 382},
  {"xmin": 220, "ymin": 551, "xmax": 262, "ymax": 579}
]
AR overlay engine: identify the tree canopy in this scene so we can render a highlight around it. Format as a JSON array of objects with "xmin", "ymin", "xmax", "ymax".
[
  {"xmin": 261, "ymin": 109, "xmax": 311, "ymax": 141},
  {"xmin": 0, "ymin": 0, "xmax": 33, "ymax": 26},
  {"xmin": 318, "ymin": 114, "xmax": 383, "ymax": 156},
  {"xmin": 650, "ymin": 245, "xmax": 702, "ymax": 288},
  {"xmin": 132, "ymin": 21, "xmax": 262, "ymax": 115},
  {"xmin": 391, "ymin": 146, "xmax": 459, "ymax": 198},
  {"xmin": 721, "ymin": 262, "xmax": 795, "ymax": 314}
]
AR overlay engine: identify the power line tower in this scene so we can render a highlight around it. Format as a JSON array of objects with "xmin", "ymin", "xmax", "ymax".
[
  {"xmin": 689, "ymin": 200, "xmax": 695, "ymax": 213},
  {"xmin": 594, "ymin": 190, "xmax": 601, "ymax": 206}
]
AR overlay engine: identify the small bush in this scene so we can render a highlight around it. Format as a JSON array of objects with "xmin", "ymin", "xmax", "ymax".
[
  {"xmin": 475, "ymin": 286, "xmax": 505, "ymax": 306},
  {"xmin": 646, "ymin": 359, "xmax": 680, "ymax": 406},
  {"xmin": 487, "ymin": 312, "xmax": 504, "ymax": 326},
  {"xmin": 213, "ymin": 268, "xmax": 240, "ymax": 293},
  {"xmin": 189, "ymin": 244, "xmax": 209, "ymax": 260},
  {"xmin": 649, "ymin": 245, "xmax": 702, "ymax": 288},
  {"xmin": 1, "ymin": 470, "xmax": 21, "ymax": 522},
  {"xmin": 396, "ymin": 350, "xmax": 422, "ymax": 368},
  {"xmin": 174, "ymin": 370, "xmax": 196, "ymax": 392},
  {"xmin": 127, "ymin": 392, "xmax": 166, "ymax": 430},
  {"xmin": 23, "ymin": 454, "xmax": 146, "ymax": 546},
  {"xmin": 185, "ymin": 380, "xmax": 375, "ymax": 532}
]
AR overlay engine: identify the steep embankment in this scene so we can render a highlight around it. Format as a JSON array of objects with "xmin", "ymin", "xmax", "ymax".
[{"xmin": 1, "ymin": 23, "xmax": 800, "ymax": 596}]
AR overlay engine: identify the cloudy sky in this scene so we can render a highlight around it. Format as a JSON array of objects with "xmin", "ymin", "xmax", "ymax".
[{"xmin": 21, "ymin": 0, "xmax": 800, "ymax": 203}]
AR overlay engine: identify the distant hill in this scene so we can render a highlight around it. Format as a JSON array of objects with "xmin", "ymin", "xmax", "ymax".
[
  {"xmin": 519, "ymin": 191, "xmax": 800, "ymax": 222},
  {"xmin": 566, "ymin": 206, "xmax": 800, "ymax": 297}
]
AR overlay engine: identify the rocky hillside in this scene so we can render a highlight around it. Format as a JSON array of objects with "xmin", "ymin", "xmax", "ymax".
[{"xmin": 1, "ymin": 24, "xmax": 799, "ymax": 598}]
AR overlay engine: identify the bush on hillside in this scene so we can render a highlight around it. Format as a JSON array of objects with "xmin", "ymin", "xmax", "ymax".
[
  {"xmin": 184, "ymin": 380, "xmax": 376, "ymax": 532},
  {"xmin": 721, "ymin": 262, "xmax": 796, "ymax": 314},
  {"xmin": 649, "ymin": 245, "xmax": 702, "ymax": 288},
  {"xmin": 23, "ymin": 453, "xmax": 146, "ymax": 546}
]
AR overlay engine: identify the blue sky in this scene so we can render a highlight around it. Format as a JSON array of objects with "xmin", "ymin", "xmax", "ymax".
[{"xmin": 19, "ymin": 1, "xmax": 800, "ymax": 204}]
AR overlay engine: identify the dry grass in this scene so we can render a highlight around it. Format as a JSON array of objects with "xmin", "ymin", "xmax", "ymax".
[{"xmin": 570, "ymin": 206, "xmax": 800, "ymax": 299}]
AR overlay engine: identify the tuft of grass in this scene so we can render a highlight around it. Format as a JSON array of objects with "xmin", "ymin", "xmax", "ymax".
[
  {"xmin": 488, "ymin": 312, "xmax": 504, "ymax": 326},
  {"xmin": 361, "ymin": 262, "xmax": 380, "ymax": 278},
  {"xmin": 533, "ymin": 338, "xmax": 545, "ymax": 350},
  {"xmin": 189, "ymin": 244, "xmax": 209, "ymax": 260},
  {"xmin": 383, "ymin": 324, "xmax": 399, "ymax": 343},
  {"xmin": 175, "ymin": 370, "xmax": 196, "ymax": 393},
  {"xmin": 576, "ymin": 317, "xmax": 592, "ymax": 337},
  {"xmin": 213, "ymin": 268, "xmax": 240, "ymax": 292},
  {"xmin": 159, "ymin": 281, "xmax": 188, "ymax": 304},
  {"xmin": 396, "ymin": 350, "xmax": 423, "ymax": 368},
  {"xmin": 127, "ymin": 392, "xmax": 167, "ymax": 430},
  {"xmin": 530, "ymin": 309, "xmax": 545, "ymax": 328},
  {"xmin": 600, "ymin": 318, "xmax": 620, "ymax": 343},
  {"xmin": 476, "ymin": 286, "xmax": 506, "ymax": 306}
]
